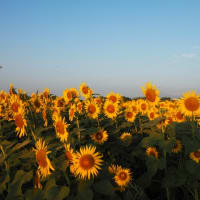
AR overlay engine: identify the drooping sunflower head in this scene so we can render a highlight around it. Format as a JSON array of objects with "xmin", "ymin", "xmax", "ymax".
[
  {"xmin": 14, "ymin": 107, "xmax": 27, "ymax": 138},
  {"xmin": 84, "ymin": 100, "xmax": 100, "ymax": 119},
  {"xmin": 172, "ymin": 140, "xmax": 182, "ymax": 153},
  {"xmin": 178, "ymin": 91, "xmax": 200, "ymax": 117},
  {"xmin": 53, "ymin": 114, "xmax": 69, "ymax": 143},
  {"xmin": 108, "ymin": 164, "xmax": 119, "ymax": 174},
  {"xmin": 114, "ymin": 166, "xmax": 131, "ymax": 189},
  {"xmin": 146, "ymin": 147, "xmax": 158, "ymax": 159},
  {"xmin": 72, "ymin": 145, "xmax": 103, "ymax": 180},
  {"xmin": 91, "ymin": 129, "xmax": 108, "ymax": 144},
  {"xmin": 33, "ymin": 138, "xmax": 54, "ymax": 179},
  {"xmin": 190, "ymin": 149, "xmax": 200, "ymax": 163},
  {"xmin": 80, "ymin": 82, "xmax": 93, "ymax": 99},
  {"xmin": 76, "ymin": 101, "xmax": 83, "ymax": 114},
  {"xmin": 141, "ymin": 82, "xmax": 160, "ymax": 104},
  {"xmin": 64, "ymin": 144, "xmax": 75, "ymax": 164},
  {"xmin": 103, "ymin": 100, "xmax": 119, "ymax": 119},
  {"xmin": 69, "ymin": 104, "xmax": 76, "ymax": 121},
  {"xmin": 43, "ymin": 88, "xmax": 50, "ymax": 99}
]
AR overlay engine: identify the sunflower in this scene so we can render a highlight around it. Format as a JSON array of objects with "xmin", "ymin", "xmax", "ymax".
[
  {"xmin": 80, "ymin": 82, "xmax": 93, "ymax": 99},
  {"xmin": 53, "ymin": 114, "xmax": 69, "ymax": 143},
  {"xmin": 8, "ymin": 94, "xmax": 23, "ymax": 120},
  {"xmin": 33, "ymin": 138, "xmax": 54, "ymax": 179},
  {"xmin": 120, "ymin": 132, "xmax": 132, "ymax": 141},
  {"xmin": 172, "ymin": 140, "xmax": 182, "ymax": 153},
  {"xmin": 147, "ymin": 107, "xmax": 159, "ymax": 121},
  {"xmin": 63, "ymin": 88, "xmax": 73, "ymax": 103},
  {"xmin": 124, "ymin": 108, "xmax": 136, "ymax": 122},
  {"xmin": 85, "ymin": 100, "xmax": 100, "ymax": 119},
  {"xmin": 114, "ymin": 166, "xmax": 131, "ymax": 188},
  {"xmin": 104, "ymin": 100, "xmax": 119, "ymax": 119},
  {"xmin": 141, "ymin": 82, "xmax": 160, "ymax": 105},
  {"xmin": 106, "ymin": 92, "xmax": 121, "ymax": 104},
  {"xmin": 91, "ymin": 129, "xmax": 108, "ymax": 144},
  {"xmin": 72, "ymin": 145, "xmax": 103, "ymax": 180},
  {"xmin": 15, "ymin": 107, "xmax": 27, "ymax": 138},
  {"xmin": 146, "ymin": 147, "xmax": 158, "ymax": 159},
  {"xmin": 178, "ymin": 91, "xmax": 200, "ymax": 117},
  {"xmin": 190, "ymin": 149, "xmax": 200, "ymax": 163},
  {"xmin": 138, "ymin": 99, "xmax": 149, "ymax": 115},
  {"xmin": 69, "ymin": 104, "xmax": 76, "ymax": 121}
]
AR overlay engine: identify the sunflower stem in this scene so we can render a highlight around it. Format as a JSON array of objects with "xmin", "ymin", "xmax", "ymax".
[
  {"xmin": 76, "ymin": 118, "xmax": 81, "ymax": 142},
  {"xmin": 0, "ymin": 145, "xmax": 9, "ymax": 174},
  {"xmin": 194, "ymin": 188, "xmax": 198, "ymax": 200}
]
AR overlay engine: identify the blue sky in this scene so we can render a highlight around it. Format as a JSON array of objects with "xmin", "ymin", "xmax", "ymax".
[{"xmin": 0, "ymin": 0, "xmax": 200, "ymax": 98}]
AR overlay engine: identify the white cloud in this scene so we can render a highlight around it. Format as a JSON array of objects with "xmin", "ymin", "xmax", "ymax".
[
  {"xmin": 181, "ymin": 53, "xmax": 197, "ymax": 58},
  {"xmin": 192, "ymin": 46, "xmax": 200, "ymax": 49}
]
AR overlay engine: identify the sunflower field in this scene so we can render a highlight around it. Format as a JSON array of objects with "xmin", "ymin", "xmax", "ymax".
[{"xmin": 0, "ymin": 83, "xmax": 200, "ymax": 200}]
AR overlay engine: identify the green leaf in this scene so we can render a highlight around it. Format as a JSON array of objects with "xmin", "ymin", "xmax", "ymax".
[
  {"xmin": 76, "ymin": 188, "xmax": 93, "ymax": 200},
  {"xmin": 25, "ymin": 189, "xmax": 45, "ymax": 200},
  {"xmin": 93, "ymin": 179, "xmax": 114, "ymax": 196},
  {"xmin": 6, "ymin": 170, "xmax": 33, "ymax": 200}
]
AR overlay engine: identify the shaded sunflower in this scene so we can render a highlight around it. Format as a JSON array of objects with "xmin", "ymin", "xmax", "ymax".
[
  {"xmin": 72, "ymin": 145, "xmax": 103, "ymax": 179},
  {"xmin": 178, "ymin": 91, "xmax": 200, "ymax": 117},
  {"xmin": 91, "ymin": 129, "xmax": 108, "ymax": 144},
  {"xmin": 104, "ymin": 100, "xmax": 119, "ymax": 119},
  {"xmin": 31, "ymin": 95, "xmax": 43, "ymax": 113},
  {"xmin": 141, "ymin": 82, "xmax": 160, "ymax": 105},
  {"xmin": 70, "ymin": 88, "xmax": 79, "ymax": 98},
  {"xmin": 54, "ymin": 97, "xmax": 66, "ymax": 111},
  {"xmin": 114, "ymin": 166, "xmax": 131, "ymax": 189},
  {"xmin": 146, "ymin": 147, "xmax": 158, "ymax": 159},
  {"xmin": 53, "ymin": 114, "xmax": 69, "ymax": 143},
  {"xmin": 85, "ymin": 100, "xmax": 100, "ymax": 119},
  {"xmin": 172, "ymin": 140, "xmax": 182, "ymax": 153},
  {"xmin": 190, "ymin": 149, "xmax": 200, "ymax": 163},
  {"xmin": 33, "ymin": 138, "xmax": 54, "ymax": 179}
]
